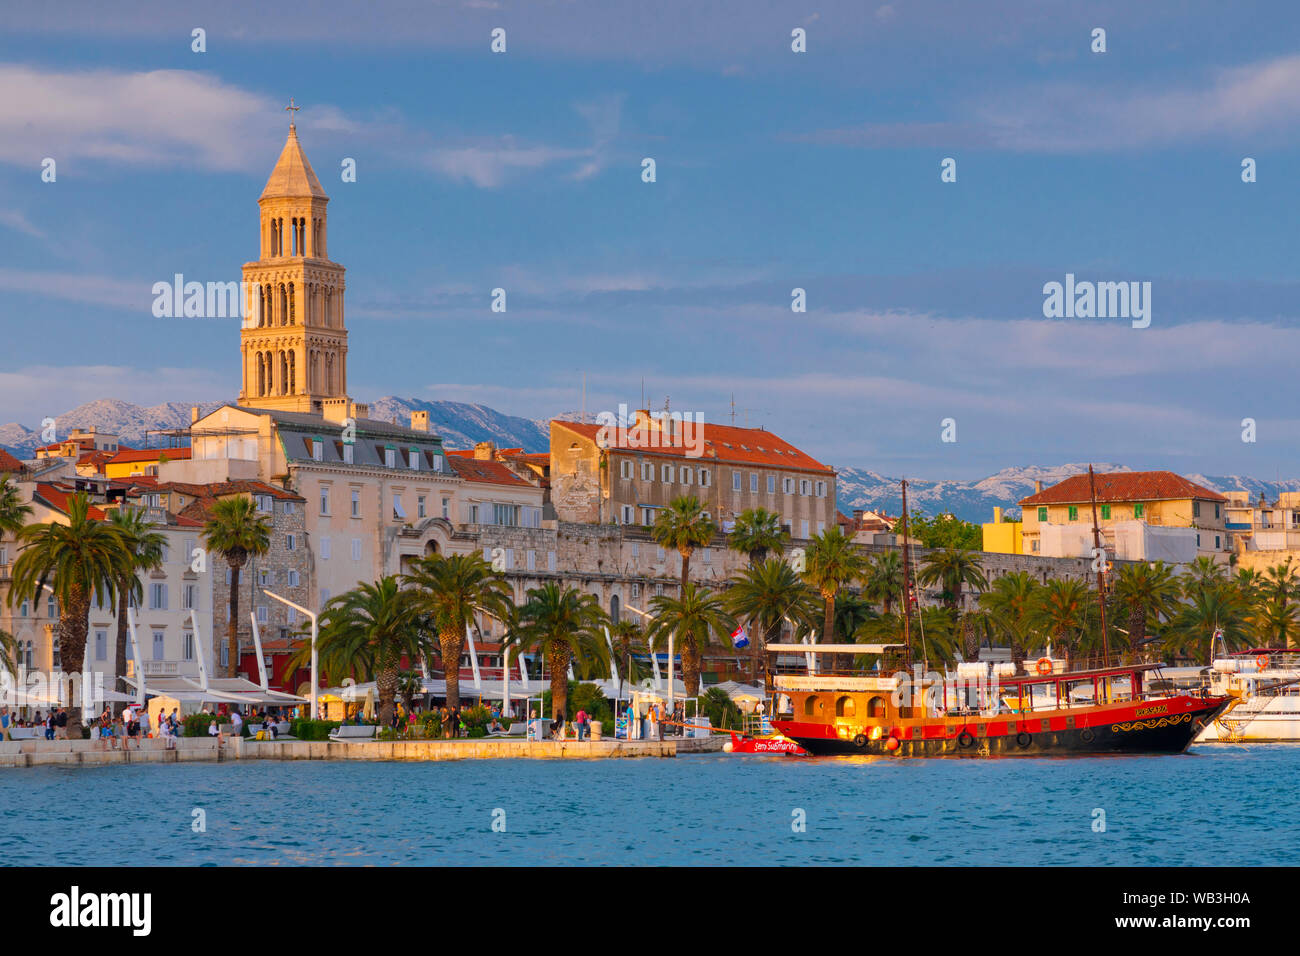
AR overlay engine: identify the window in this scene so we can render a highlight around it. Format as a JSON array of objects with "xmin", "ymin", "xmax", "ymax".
[
  {"xmin": 817, "ymin": 521, "xmax": 825, "ymax": 535},
  {"xmin": 47, "ymin": 595, "xmax": 57, "ymax": 617},
  {"xmin": 1101, "ymin": 504, "xmax": 1111, "ymax": 520},
  {"xmin": 95, "ymin": 630, "xmax": 107, "ymax": 662},
  {"xmin": 699, "ymin": 468, "xmax": 710, "ymax": 487},
  {"xmin": 351, "ymin": 489, "xmax": 360, "ymax": 517},
  {"xmin": 662, "ymin": 464, "xmax": 674, "ymax": 483},
  {"xmin": 620, "ymin": 460, "xmax": 632, "ymax": 479},
  {"xmin": 418, "ymin": 495, "xmax": 426, "ymax": 519},
  {"xmin": 1037, "ymin": 506, "xmax": 1047, "ymax": 522},
  {"xmin": 385, "ymin": 446, "xmax": 396, "ymax": 468},
  {"xmin": 256, "ymin": 605, "xmax": 269, "ymax": 623},
  {"xmin": 767, "ymin": 475, "xmax": 776, "ymax": 494},
  {"xmin": 547, "ymin": 551, "xmax": 557, "ymax": 573},
  {"xmin": 1215, "ymin": 503, "xmax": 1221, "ymax": 519},
  {"xmin": 432, "ymin": 453, "xmax": 444, "ymax": 472},
  {"xmin": 469, "ymin": 504, "xmax": 480, "ymax": 523},
  {"xmin": 642, "ymin": 462, "xmax": 653, "ymax": 481},
  {"xmin": 409, "ymin": 448, "xmax": 420, "ymax": 470},
  {"xmin": 442, "ymin": 497, "xmax": 450, "ymax": 519},
  {"xmin": 1134, "ymin": 503, "xmax": 1145, "ymax": 519},
  {"xmin": 1067, "ymin": 506, "xmax": 1079, "ymax": 521},
  {"xmin": 800, "ymin": 479, "xmax": 810, "ymax": 496},
  {"xmin": 351, "ymin": 539, "xmax": 362, "ymax": 561},
  {"xmin": 255, "ymin": 494, "xmax": 273, "ymax": 512},
  {"xmin": 182, "ymin": 584, "xmax": 197, "ymax": 610},
  {"xmin": 287, "ymin": 570, "xmax": 300, "ymax": 587},
  {"xmin": 702, "ymin": 547, "xmax": 711, "ymax": 565},
  {"xmin": 527, "ymin": 550, "xmax": 536, "ymax": 570},
  {"xmin": 153, "ymin": 631, "xmax": 165, "ymax": 661},
  {"xmin": 801, "ymin": 520, "xmax": 809, "ymax": 538},
  {"xmin": 631, "ymin": 583, "xmax": 641, "ymax": 599},
  {"xmin": 286, "ymin": 534, "xmax": 296, "ymax": 551},
  {"xmin": 493, "ymin": 503, "xmax": 518, "ymax": 526},
  {"xmin": 815, "ymin": 480, "xmax": 826, "ymax": 497},
  {"xmin": 342, "ymin": 443, "xmax": 354, "ymax": 464},
  {"xmin": 149, "ymin": 583, "xmax": 168, "ymax": 610},
  {"xmin": 320, "ymin": 537, "xmax": 331, "ymax": 560},
  {"xmin": 312, "ymin": 436, "xmax": 323, "ymax": 462},
  {"xmin": 621, "ymin": 505, "xmax": 633, "ymax": 524},
  {"xmin": 393, "ymin": 495, "xmax": 406, "ymax": 521},
  {"xmin": 320, "ymin": 588, "xmax": 331, "ymax": 605},
  {"xmin": 681, "ymin": 467, "xmax": 692, "ymax": 486},
  {"xmin": 1193, "ymin": 501, "xmax": 1201, "ymax": 518},
  {"xmin": 257, "ymin": 568, "xmax": 271, "ymax": 587},
  {"xmin": 750, "ymin": 473, "xmax": 758, "ymax": 492},
  {"xmin": 1216, "ymin": 535, "xmax": 1221, "ymax": 549},
  {"xmin": 641, "ymin": 507, "xmax": 656, "ymax": 525},
  {"xmin": 783, "ymin": 477, "xmax": 794, "ymax": 494},
  {"xmin": 732, "ymin": 471, "xmax": 742, "ymax": 491},
  {"xmin": 320, "ymin": 486, "xmax": 330, "ymax": 514},
  {"xmin": 183, "ymin": 632, "xmax": 194, "ymax": 661},
  {"xmin": 284, "ymin": 501, "xmax": 296, "ymax": 515}
]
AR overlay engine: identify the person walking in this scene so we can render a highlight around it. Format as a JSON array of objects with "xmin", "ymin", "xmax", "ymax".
[
  {"xmin": 55, "ymin": 707, "xmax": 68, "ymax": 740},
  {"xmin": 575, "ymin": 708, "xmax": 589, "ymax": 741},
  {"xmin": 139, "ymin": 707, "xmax": 151, "ymax": 740}
]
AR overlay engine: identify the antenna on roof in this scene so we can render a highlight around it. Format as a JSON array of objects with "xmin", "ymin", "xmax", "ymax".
[
  {"xmin": 581, "ymin": 372, "xmax": 587, "ymax": 425},
  {"xmin": 730, "ymin": 394, "xmax": 736, "ymax": 426}
]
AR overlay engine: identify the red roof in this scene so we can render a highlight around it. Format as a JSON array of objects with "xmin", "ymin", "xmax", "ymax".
[
  {"xmin": 32, "ymin": 483, "xmax": 108, "ymax": 520},
  {"xmin": 554, "ymin": 420, "xmax": 832, "ymax": 473},
  {"xmin": 152, "ymin": 479, "xmax": 302, "ymax": 501},
  {"xmin": 0, "ymin": 448, "xmax": 23, "ymax": 473},
  {"xmin": 108, "ymin": 447, "xmax": 191, "ymax": 465},
  {"xmin": 446, "ymin": 454, "xmax": 534, "ymax": 487},
  {"xmin": 1019, "ymin": 471, "xmax": 1227, "ymax": 506}
]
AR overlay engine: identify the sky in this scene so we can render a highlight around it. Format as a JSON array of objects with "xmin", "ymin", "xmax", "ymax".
[{"xmin": 2, "ymin": 0, "xmax": 1300, "ymax": 479}]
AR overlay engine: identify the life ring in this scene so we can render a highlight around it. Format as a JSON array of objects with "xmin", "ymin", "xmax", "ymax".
[
  {"xmin": 1079, "ymin": 728, "xmax": 1095, "ymax": 744},
  {"xmin": 1035, "ymin": 657, "xmax": 1053, "ymax": 675},
  {"xmin": 1257, "ymin": 654, "xmax": 1271, "ymax": 670},
  {"xmin": 885, "ymin": 736, "xmax": 900, "ymax": 752},
  {"xmin": 957, "ymin": 730, "xmax": 976, "ymax": 749},
  {"xmin": 1016, "ymin": 732, "xmax": 1032, "ymax": 748},
  {"xmin": 853, "ymin": 734, "xmax": 868, "ymax": 750}
]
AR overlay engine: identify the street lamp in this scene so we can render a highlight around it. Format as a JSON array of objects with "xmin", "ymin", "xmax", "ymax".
[{"xmin": 263, "ymin": 589, "xmax": 319, "ymax": 719}]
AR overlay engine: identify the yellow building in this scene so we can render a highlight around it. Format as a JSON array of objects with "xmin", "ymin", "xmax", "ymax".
[
  {"xmin": 1018, "ymin": 470, "xmax": 1228, "ymax": 561},
  {"xmin": 105, "ymin": 447, "xmax": 192, "ymax": 480},
  {"xmin": 981, "ymin": 506, "xmax": 1023, "ymax": 554}
]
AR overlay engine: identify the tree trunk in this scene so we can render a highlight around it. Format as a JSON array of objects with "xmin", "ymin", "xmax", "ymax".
[
  {"xmin": 548, "ymin": 646, "xmax": 571, "ymax": 723},
  {"xmin": 961, "ymin": 617, "xmax": 981, "ymax": 661},
  {"xmin": 114, "ymin": 586, "xmax": 131, "ymax": 714},
  {"xmin": 62, "ymin": 585, "xmax": 91, "ymax": 740},
  {"xmin": 225, "ymin": 558, "xmax": 244, "ymax": 678},
  {"xmin": 679, "ymin": 548, "xmax": 691, "ymax": 588},
  {"xmin": 376, "ymin": 662, "xmax": 398, "ymax": 728},
  {"xmin": 440, "ymin": 629, "xmax": 463, "ymax": 711},
  {"xmin": 681, "ymin": 640, "xmax": 701, "ymax": 698},
  {"xmin": 1128, "ymin": 603, "xmax": 1146, "ymax": 663},
  {"xmin": 1011, "ymin": 639, "xmax": 1027, "ymax": 676}
]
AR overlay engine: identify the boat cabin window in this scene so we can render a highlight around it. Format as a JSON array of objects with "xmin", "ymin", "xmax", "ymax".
[
  {"xmin": 803, "ymin": 695, "xmax": 823, "ymax": 717},
  {"xmin": 835, "ymin": 695, "xmax": 855, "ymax": 717},
  {"xmin": 867, "ymin": 696, "xmax": 886, "ymax": 717}
]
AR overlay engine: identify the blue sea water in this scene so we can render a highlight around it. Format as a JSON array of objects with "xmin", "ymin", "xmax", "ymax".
[{"xmin": 0, "ymin": 745, "xmax": 1295, "ymax": 866}]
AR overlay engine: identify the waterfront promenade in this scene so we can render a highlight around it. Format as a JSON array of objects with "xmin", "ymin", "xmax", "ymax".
[{"xmin": 0, "ymin": 735, "xmax": 724, "ymax": 767}]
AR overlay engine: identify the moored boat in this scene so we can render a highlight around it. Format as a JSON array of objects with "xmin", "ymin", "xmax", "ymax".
[{"xmin": 1194, "ymin": 649, "xmax": 1300, "ymax": 743}]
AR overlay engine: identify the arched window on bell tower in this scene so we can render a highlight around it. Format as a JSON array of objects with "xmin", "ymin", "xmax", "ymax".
[
  {"xmin": 256, "ymin": 353, "xmax": 265, "ymax": 396},
  {"xmin": 288, "ymin": 350, "xmax": 296, "ymax": 393},
  {"xmin": 288, "ymin": 283, "xmax": 295, "ymax": 325}
]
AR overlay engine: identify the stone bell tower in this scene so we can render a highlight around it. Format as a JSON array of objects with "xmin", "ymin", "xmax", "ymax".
[{"xmin": 239, "ymin": 105, "xmax": 349, "ymax": 414}]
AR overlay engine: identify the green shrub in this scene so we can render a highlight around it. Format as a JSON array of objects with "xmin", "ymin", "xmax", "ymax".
[
  {"xmin": 288, "ymin": 718, "xmax": 342, "ymax": 741},
  {"xmin": 460, "ymin": 703, "xmax": 492, "ymax": 731},
  {"xmin": 542, "ymin": 682, "xmax": 612, "ymax": 725},
  {"xmin": 420, "ymin": 711, "xmax": 443, "ymax": 739},
  {"xmin": 183, "ymin": 713, "xmax": 231, "ymax": 737},
  {"xmin": 466, "ymin": 727, "xmax": 487, "ymax": 738},
  {"xmin": 377, "ymin": 727, "xmax": 400, "ymax": 741}
]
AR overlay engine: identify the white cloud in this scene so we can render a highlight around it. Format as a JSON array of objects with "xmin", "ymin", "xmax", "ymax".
[{"xmin": 0, "ymin": 365, "xmax": 229, "ymax": 424}]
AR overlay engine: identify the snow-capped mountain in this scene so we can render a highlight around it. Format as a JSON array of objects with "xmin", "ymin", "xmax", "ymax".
[{"xmin": 0, "ymin": 397, "xmax": 550, "ymax": 457}]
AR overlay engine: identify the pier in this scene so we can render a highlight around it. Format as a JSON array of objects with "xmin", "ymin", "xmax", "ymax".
[{"xmin": 0, "ymin": 734, "xmax": 725, "ymax": 768}]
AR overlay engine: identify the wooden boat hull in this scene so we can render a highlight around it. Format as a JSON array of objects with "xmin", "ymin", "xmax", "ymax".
[
  {"xmin": 723, "ymin": 732, "xmax": 808, "ymax": 755},
  {"xmin": 772, "ymin": 695, "xmax": 1230, "ymax": 758}
]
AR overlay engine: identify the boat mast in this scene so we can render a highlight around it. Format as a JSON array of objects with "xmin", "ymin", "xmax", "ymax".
[
  {"xmin": 900, "ymin": 479, "xmax": 914, "ymax": 665},
  {"xmin": 1088, "ymin": 464, "xmax": 1111, "ymax": 668}
]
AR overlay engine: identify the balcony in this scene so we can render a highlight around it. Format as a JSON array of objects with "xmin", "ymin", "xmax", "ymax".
[{"xmin": 126, "ymin": 660, "xmax": 196, "ymax": 678}]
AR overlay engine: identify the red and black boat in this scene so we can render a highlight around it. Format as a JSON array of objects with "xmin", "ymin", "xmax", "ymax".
[{"xmin": 767, "ymin": 646, "xmax": 1229, "ymax": 758}]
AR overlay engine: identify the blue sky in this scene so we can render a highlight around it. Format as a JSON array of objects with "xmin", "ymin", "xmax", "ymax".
[{"xmin": 2, "ymin": 0, "xmax": 1300, "ymax": 479}]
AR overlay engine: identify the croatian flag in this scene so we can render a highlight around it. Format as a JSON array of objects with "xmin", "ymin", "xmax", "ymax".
[{"xmin": 731, "ymin": 625, "xmax": 750, "ymax": 649}]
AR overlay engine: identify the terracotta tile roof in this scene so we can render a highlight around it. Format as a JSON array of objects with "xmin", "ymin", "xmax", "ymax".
[
  {"xmin": 1019, "ymin": 470, "xmax": 1227, "ymax": 506},
  {"xmin": 553, "ymin": 420, "xmax": 832, "ymax": 473},
  {"xmin": 77, "ymin": 449, "xmax": 116, "ymax": 469},
  {"xmin": 152, "ymin": 479, "xmax": 303, "ymax": 500},
  {"xmin": 32, "ymin": 483, "xmax": 108, "ymax": 520},
  {"xmin": 0, "ymin": 448, "xmax": 24, "ymax": 472},
  {"xmin": 446, "ymin": 455, "xmax": 534, "ymax": 487},
  {"xmin": 107, "ymin": 447, "xmax": 192, "ymax": 465}
]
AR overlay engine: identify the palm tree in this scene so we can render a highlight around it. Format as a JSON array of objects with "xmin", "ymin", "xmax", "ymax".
[
  {"xmin": 106, "ymin": 507, "xmax": 167, "ymax": 703},
  {"xmin": 978, "ymin": 571, "xmax": 1039, "ymax": 674},
  {"xmin": 647, "ymin": 583, "xmax": 734, "ymax": 697},
  {"xmin": 0, "ymin": 628, "xmax": 20, "ymax": 678},
  {"xmin": 959, "ymin": 607, "xmax": 995, "ymax": 662},
  {"xmin": 1029, "ymin": 578, "xmax": 1091, "ymax": 669},
  {"xmin": 1165, "ymin": 583, "xmax": 1248, "ymax": 664},
  {"xmin": 1112, "ymin": 561, "xmax": 1181, "ymax": 659},
  {"xmin": 1262, "ymin": 558, "xmax": 1298, "ymax": 610},
  {"xmin": 802, "ymin": 527, "xmax": 866, "ymax": 669},
  {"xmin": 917, "ymin": 548, "xmax": 988, "ymax": 613},
  {"xmin": 0, "ymin": 477, "xmax": 32, "ymax": 537},
  {"xmin": 652, "ymin": 496, "xmax": 717, "ymax": 587},
  {"xmin": 1249, "ymin": 597, "xmax": 1300, "ymax": 648},
  {"xmin": 201, "ymin": 496, "xmax": 271, "ymax": 677},
  {"xmin": 1183, "ymin": 556, "xmax": 1229, "ymax": 592},
  {"xmin": 511, "ymin": 583, "xmax": 608, "ymax": 722},
  {"xmin": 915, "ymin": 605, "xmax": 960, "ymax": 665},
  {"xmin": 861, "ymin": 550, "xmax": 904, "ymax": 615},
  {"xmin": 404, "ymin": 552, "xmax": 513, "ymax": 711},
  {"xmin": 9, "ymin": 493, "xmax": 133, "ymax": 737},
  {"xmin": 725, "ymin": 558, "xmax": 818, "ymax": 681},
  {"xmin": 608, "ymin": 619, "xmax": 652, "ymax": 695},
  {"xmin": 312, "ymin": 577, "xmax": 430, "ymax": 726},
  {"xmin": 727, "ymin": 507, "xmax": 789, "ymax": 565}
]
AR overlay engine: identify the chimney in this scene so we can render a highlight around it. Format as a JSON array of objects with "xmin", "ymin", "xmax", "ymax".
[
  {"xmin": 1033, "ymin": 480, "xmax": 1043, "ymax": 494},
  {"xmin": 474, "ymin": 440, "xmax": 496, "ymax": 461},
  {"xmin": 411, "ymin": 410, "xmax": 430, "ymax": 433},
  {"xmin": 853, "ymin": 509, "xmax": 864, "ymax": 525},
  {"xmin": 190, "ymin": 405, "xmax": 201, "ymax": 424},
  {"xmin": 633, "ymin": 409, "xmax": 658, "ymax": 431},
  {"xmin": 993, "ymin": 506, "xmax": 1003, "ymax": 523}
]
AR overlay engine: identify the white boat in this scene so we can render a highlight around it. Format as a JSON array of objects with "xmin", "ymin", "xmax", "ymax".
[{"xmin": 1194, "ymin": 650, "xmax": 1300, "ymax": 743}]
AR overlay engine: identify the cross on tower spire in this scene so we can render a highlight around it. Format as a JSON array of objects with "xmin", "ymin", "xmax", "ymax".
[{"xmin": 285, "ymin": 97, "xmax": 301, "ymax": 127}]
